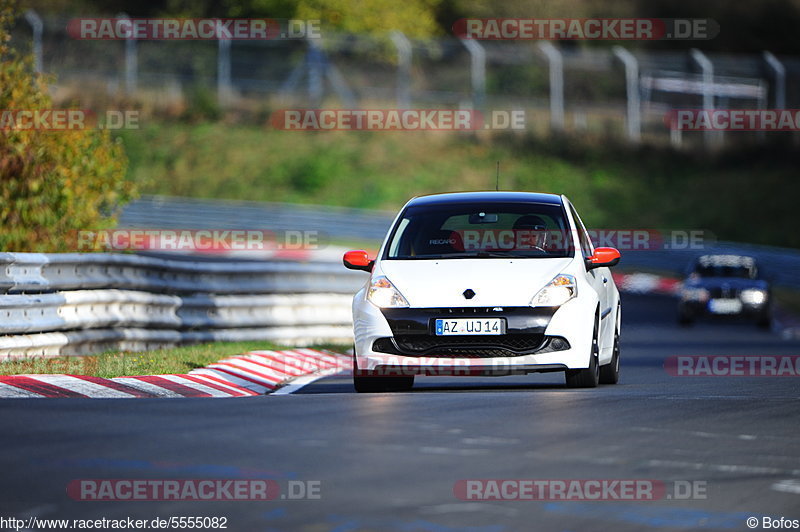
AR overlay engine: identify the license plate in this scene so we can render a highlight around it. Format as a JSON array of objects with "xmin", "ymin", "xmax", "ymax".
[
  {"xmin": 434, "ymin": 318, "xmax": 505, "ymax": 335},
  {"xmin": 708, "ymin": 298, "xmax": 742, "ymax": 314}
]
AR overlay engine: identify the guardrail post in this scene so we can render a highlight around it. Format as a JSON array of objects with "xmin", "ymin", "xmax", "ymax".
[
  {"xmin": 390, "ymin": 31, "xmax": 412, "ymax": 108},
  {"xmin": 755, "ymin": 79, "xmax": 768, "ymax": 143},
  {"xmin": 669, "ymin": 120, "xmax": 683, "ymax": 148},
  {"xmin": 460, "ymin": 38, "xmax": 486, "ymax": 109},
  {"xmin": 612, "ymin": 46, "xmax": 641, "ymax": 143},
  {"xmin": 23, "ymin": 9, "xmax": 43, "ymax": 73},
  {"xmin": 217, "ymin": 20, "xmax": 233, "ymax": 106},
  {"xmin": 690, "ymin": 48, "xmax": 721, "ymax": 149},
  {"xmin": 537, "ymin": 41, "xmax": 564, "ymax": 132}
]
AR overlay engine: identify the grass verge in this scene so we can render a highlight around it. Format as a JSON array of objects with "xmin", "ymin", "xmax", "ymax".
[
  {"xmin": 116, "ymin": 121, "xmax": 800, "ymax": 248},
  {"xmin": 0, "ymin": 342, "xmax": 348, "ymax": 378}
]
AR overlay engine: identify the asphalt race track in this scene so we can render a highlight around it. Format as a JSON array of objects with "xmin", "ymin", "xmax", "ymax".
[{"xmin": 1, "ymin": 293, "xmax": 799, "ymax": 532}]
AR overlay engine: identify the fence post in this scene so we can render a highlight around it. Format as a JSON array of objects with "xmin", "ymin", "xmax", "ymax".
[
  {"xmin": 390, "ymin": 31, "xmax": 412, "ymax": 108},
  {"xmin": 612, "ymin": 46, "xmax": 641, "ymax": 143},
  {"xmin": 763, "ymin": 51, "xmax": 786, "ymax": 109},
  {"xmin": 537, "ymin": 41, "xmax": 564, "ymax": 131},
  {"xmin": 307, "ymin": 38, "xmax": 324, "ymax": 107},
  {"xmin": 689, "ymin": 48, "xmax": 720, "ymax": 148},
  {"xmin": 116, "ymin": 13, "xmax": 137, "ymax": 94},
  {"xmin": 217, "ymin": 20, "xmax": 233, "ymax": 106},
  {"xmin": 460, "ymin": 38, "xmax": 485, "ymax": 109},
  {"xmin": 23, "ymin": 9, "xmax": 43, "ymax": 73}
]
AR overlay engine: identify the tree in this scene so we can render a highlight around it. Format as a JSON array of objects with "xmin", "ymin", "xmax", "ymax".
[
  {"xmin": 296, "ymin": 0, "xmax": 442, "ymax": 39},
  {"xmin": 0, "ymin": 2, "xmax": 134, "ymax": 252}
]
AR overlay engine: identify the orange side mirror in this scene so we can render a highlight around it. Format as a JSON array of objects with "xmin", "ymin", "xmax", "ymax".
[
  {"xmin": 343, "ymin": 250, "xmax": 374, "ymax": 272},
  {"xmin": 587, "ymin": 247, "xmax": 621, "ymax": 269}
]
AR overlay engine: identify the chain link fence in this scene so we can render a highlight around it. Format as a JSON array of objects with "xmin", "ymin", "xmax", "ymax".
[{"xmin": 10, "ymin": 12, "xmax": 800, "ymax": 148}]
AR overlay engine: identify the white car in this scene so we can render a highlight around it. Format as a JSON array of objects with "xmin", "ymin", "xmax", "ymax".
[{"xmin": 343, "ymin": 192, "xmax": 622, "ymax": 392}]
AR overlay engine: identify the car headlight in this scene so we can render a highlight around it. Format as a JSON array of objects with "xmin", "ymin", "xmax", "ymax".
[
  {"xmin": 530, "ymin": 274, "xmax": 577, "ymax": 307},
  {"xmin": 367, "ymin": 276, "xmax": 409, "ymax": 308},
  {"xmin": 681, "ymin": 287, "xmax": 709, "ymax": 302},
  {"xmin": 740, "ymin": 288, "xmax": 767, "ymax": 305}
]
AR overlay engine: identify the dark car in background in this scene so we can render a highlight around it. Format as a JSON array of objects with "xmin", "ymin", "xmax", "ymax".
[{"xmin": 678, "ymin": 255, "xmax": 771, "ymax": 327}]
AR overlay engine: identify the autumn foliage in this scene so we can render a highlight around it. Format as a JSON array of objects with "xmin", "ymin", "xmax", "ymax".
[{"xmin": 0, "ymin": 3, "xmax": 134, "ymax": 252}]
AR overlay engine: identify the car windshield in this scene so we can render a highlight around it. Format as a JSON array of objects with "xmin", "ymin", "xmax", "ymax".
[
  {"xmin": 695, "ymin": 265, "xmax": 757, "ymax": 279},
  {"xmin": 693, "ymin": 256, "xmax": 758, "ymax": 279},
  {"xmin": 384, "ymin": 202, "xmax": 573, "ymax": 259}
]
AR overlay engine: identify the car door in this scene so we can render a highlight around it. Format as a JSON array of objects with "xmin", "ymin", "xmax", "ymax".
[{"xmin": 567, "ymin": 202, "xmax": 612, "ymax": 357}]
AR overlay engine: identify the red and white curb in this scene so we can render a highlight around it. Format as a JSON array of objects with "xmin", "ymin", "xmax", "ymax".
[
  {"xmin": 612, "ymin": 272, "xmax": 681, "ymax": 295},
  {"xmin": 0, "ymin": 349, "xmax": 350, "ymax": 399},
  {"xmin": 0, "ymin": 273, "xmax": 685, "ymax": 399}
]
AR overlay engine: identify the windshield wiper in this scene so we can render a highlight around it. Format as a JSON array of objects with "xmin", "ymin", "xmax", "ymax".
[
  {"xmin": 475, "ymin": 251, "xmax": 518, "ymax": 257},
  {"xmin": 439, "ymin": 251, "xmax": 522, "ymax": 258},
  {"xmin": 396, "ymin": 250, "xmax": 552, "ymax": 259}
]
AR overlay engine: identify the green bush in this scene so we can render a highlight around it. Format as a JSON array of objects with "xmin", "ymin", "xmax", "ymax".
[
  {"xmin": 181, "ymin": 85, "xmax": 221, "ymax": 123},
  {"xmin": 0, "ymin": 5, "xmax": 134, "ymax": 252}
]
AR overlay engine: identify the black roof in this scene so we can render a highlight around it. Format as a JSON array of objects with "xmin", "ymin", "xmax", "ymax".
[{"xmin": 406, "ymin": 191, "xmax": 563, "ymax": 207}]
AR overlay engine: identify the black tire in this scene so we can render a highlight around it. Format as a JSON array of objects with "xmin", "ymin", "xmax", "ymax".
[
  {"xmin": 565, "ymin": 317, "xmax": 600, "ymax": 388},
  {"xmin": 353, "ymin": 353, "xmax": 414, "ymax": 393},
  {"xmin": 354, "ymin": 373, "xmax": 414, "ymax": 393},
  {"xmin": 677, "ymin": 312, "xmax": 694, "ymax": 326},
  {"xmin": 757, "ymin": 314, "xmax": 771, "ymax": 329},
  {"xmin": 599, "ymin": 330, "xmax": 620, "ymax": 385}
]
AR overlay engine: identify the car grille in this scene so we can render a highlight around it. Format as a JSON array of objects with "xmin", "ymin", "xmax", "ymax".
[
  {"xmin": 373, "ymin": 335, "xmax": 570, "ymax": 358},
  {"xmin": 422, "ymin": 307, "xmax": 516, "ymax": 314},
  {"xmin": 708, "ymin": 287, "xmax": 740, "ymax": 299}
]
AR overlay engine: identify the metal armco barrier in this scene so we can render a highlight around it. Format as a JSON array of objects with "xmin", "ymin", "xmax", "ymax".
[
  {"xmin": 0, "ymin": 252, "xmax": 366, "ymax": 359},
  {"xmin": 0, "ymin": 252, "xmax": 365, "ymax": 294},
  {"xmin": 0, "ymin": 290, "xmax": 180, "ymax": 334},
  {"xmin": 119, "ymin": 195, "xmax": 394, "ymax": 243},
  {"xmin": 120, "ymin": 196, "xmax": 800, "ymax": 289}
]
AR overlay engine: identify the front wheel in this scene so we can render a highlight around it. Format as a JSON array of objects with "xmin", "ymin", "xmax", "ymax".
[
  {"xmin": 353, "ymin": 353, "xmax": 414, "ymax": 393},
  {"xmin": 599, "ymin": 331, "xmax": 620, "ymax": 384},
  {"xmin": 565, "ymin": 318, "xmax": 600, "ymax": 388},
  {"xmin": 354, "ymin": 373, "xmax": 414, "ymax": 393}
]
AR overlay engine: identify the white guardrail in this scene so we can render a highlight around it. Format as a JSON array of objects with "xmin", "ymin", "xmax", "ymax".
[{"xmin": 0, "ymin": 252, "xmax": 367, "ymax": 360}]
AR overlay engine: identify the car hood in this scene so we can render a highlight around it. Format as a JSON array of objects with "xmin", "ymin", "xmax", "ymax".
[{"xmin": 377, "ymin": 257, "xmax": 573, "ymax": 307}]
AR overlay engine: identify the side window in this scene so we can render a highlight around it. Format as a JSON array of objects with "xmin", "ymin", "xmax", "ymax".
[
  {"xmin": 388, "ymin": 217, "xmax": 410, "ymax": 257},
  {"xmin": 568, "ymin": 204, "xmax": 593, "ymax": 259}
]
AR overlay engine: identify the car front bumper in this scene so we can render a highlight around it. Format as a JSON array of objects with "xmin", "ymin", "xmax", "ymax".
[
  {"xmin": 679, "ymin": 299, "xmax": 770, "ymax": 320},
  {"xmin": 352, "ymin": 288, "xmax": 597, "ymax": 374}
]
